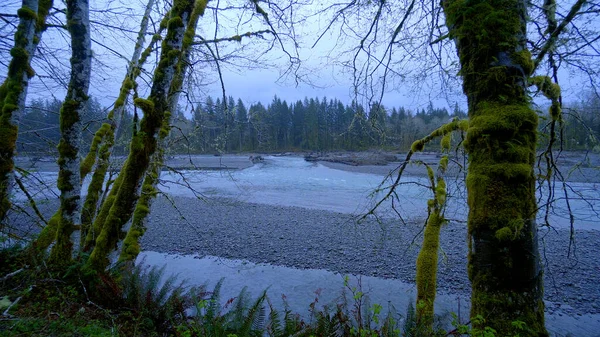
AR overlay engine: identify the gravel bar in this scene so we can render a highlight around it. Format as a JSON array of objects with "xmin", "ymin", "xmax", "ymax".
[{"xmin": 141, "ymin": 195, "xmax": 600, "ymax": 316}]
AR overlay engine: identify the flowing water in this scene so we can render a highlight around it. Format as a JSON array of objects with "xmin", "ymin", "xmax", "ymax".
[
  {"xmin": 14, "ymin": 155, "xmax": 600, "ymax": 229},
  {"xmin": 159, "ymin": 156, "xmax": 598, "ymax": 230},
  {"xmin": 160, "ymin": 156, "xmax": 434, "ymax": 217}
]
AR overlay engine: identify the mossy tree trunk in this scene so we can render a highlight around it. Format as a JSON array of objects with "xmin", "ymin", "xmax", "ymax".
[
  {"xmin": 415, "ymin": 176, "xmax": 444, "ymax": 332},
  {"xmin": 0, "ymin": 0, "xmax": 52, "ymax": 228},
  {"xmin": 442, "ymin": 0, "xmax": 547, "ymax": 335},
  {"xmin": 411, "ymin": 121, "xmax": 463, "ymax": 332},
  {"xmin": 80, "ymin": 0, "xmax": 157, "ymax": 250},
  {"xmin": 119, "ymin": 1, "xmax": 203, "ymax": 263},
  {"xmin": 87, "ymin": 0, "xmax": 206, "ymax": 272},
  {"xmin": 48, "ymin": 0, "xmax": 92, "ymax": 266}
]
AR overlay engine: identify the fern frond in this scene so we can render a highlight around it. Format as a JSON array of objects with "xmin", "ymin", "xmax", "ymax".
[{"xmin": 240, "ymin": 290, "xmax": 267, "ymax": 335}]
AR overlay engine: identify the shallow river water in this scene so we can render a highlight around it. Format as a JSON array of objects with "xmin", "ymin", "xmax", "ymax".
[{"xmin": 159, "ymin": 156, "xmax": 599, "ymax": 230}]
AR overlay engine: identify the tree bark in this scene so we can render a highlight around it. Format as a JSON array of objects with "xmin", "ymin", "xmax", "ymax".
[
  {"xmin": 48, "ymin": 0, "xmax": 91, "ymax": 266},
  {"xmin": 442, "ymin": 0, "xmax": 547, "ymax": 335}
]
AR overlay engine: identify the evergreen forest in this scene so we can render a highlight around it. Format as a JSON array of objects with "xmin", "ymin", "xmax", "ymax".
[{"xmin": 17, "ymin": 94, "xmax": 600, "ymax": 156}]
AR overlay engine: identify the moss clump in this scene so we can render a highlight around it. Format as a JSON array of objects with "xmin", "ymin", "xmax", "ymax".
[
  {"xmin": 513, "ymin": 49, "xmax": 534, "ymax": 76},
  {"xmin": 494, "ymin": 226, "xmax": 512, "ymax": 241},
  {"xmin": 17, "ymin": 7, "xmax": 37, "ymax": 20},
  {"xmin": 9, "ymin": 47, "xmax": 29, "ymax": 62},
  {"xmin": 529, "ymin": 76, "xmax": 562, "ymax": 121},
  {"xmin": 167, "ymin": 17, "xmax": 184, "ymax": 30},
  {"xmin": 134, "ymin": 98, "xmax": 154, "ymax": 113},
  {"xmin": 36, "ymin": 0, "xmax": 53, "ymax": 31},
  {"xmin": 530, "ymin": 76, "xmax": 560, "ymax": 100},
  {"xmin": 439, "ymin": 155, "xmax": 449, "ymax": 171},
  {"xmin": 435, "ymin": 178, "xmax": 446, "ymax": 205},
  {"xmin": 441, "ymin": 133, "xmax": 451, "ymax": 150}
]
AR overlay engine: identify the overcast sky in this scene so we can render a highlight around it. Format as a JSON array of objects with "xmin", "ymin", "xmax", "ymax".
[{"xmin": 1, "ymin": 0, "xmax": 597, "ymax": 115}]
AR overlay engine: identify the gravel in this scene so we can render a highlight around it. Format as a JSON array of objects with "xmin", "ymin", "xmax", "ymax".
[{"xmin": 140, "ymin": 195, "xmax": 600, "ymax": 317}]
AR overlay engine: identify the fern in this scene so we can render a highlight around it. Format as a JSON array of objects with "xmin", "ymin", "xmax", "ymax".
[
  {"xmin": 118, "ymin": 259, "xmax": 192, "ymax": 333},
  {"xmin": 239, "ymin": 289, "xmax": 267, "ymax": 336},
  {"xmin": 403, "ymin": 301, "xmax": 417, "ymax": 337}
]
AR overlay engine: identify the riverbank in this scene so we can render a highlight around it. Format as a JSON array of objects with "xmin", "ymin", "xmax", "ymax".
[
  {"xmin": 140, "ymin": 195, "xmax": 600, "ymax": 317},
  {"xmin": 317, "ymin": 151, "xmax": 600, "ymax": 183}
]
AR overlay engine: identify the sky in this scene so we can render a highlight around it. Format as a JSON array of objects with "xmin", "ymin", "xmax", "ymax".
[
  {"xmin": 0, "ymin": 0, "xmax": 468, "ymax": 114},
  {"xmin": 1, "ymin": 0, "xmax": 598, "ymax": 115}
]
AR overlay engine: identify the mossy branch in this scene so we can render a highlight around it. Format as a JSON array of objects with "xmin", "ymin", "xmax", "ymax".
[
  {"xmin": 192, "ymin": 30, "xmax": 273, "ymax": 45},
  {"xmin": 80, "ymin": 0, "xmax": 158, "ymax": 252},
  {"xmin": 415, "ymin": 145, "xmax": 453, "ymax": 330},
  {"xmin": 119, "ymin": 1, "xmax": 206, "ymax": 264},
  {"xmin": 529, "ymin": 76, "xmax": 561, "ymax": 121},
  {"xmin": 361, "ymin": 118, "xmax": 467, "ymax": 221},
  {"xmin": 87, "ymin": 0, "xmax": 203, "ymax": 272}
]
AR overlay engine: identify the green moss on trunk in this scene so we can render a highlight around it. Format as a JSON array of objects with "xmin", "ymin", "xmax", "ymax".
[
  {"xmin": 31, "ymin": 213, "xmax": 60, "ymax": 252},
  {"xmin": 80, "ymin": 123, "xmax": 110, "ymax": 180},
  {"xmin": 0, "ymin": 0, "xmax": 53, "ymax": 227},
  {"xmin": 86, "ymin": 0, "xmax": 205, "ymax": 272},
  {"xmin": 80, "ymin": 130, "xmax": 114, "ymax": 248},
  {"xmin": 118, "ymin": 0, "xmax": 206, "ymax": 265},
  {"xmin": 118, "ymin": 159, "xmax": 159, "ymax": 263},
  {"xmin": 84, "ymin": 169, "xmax": 123, "ymax": 251},
  {"xmin": 48, "ymin": 0, "xmax": 91, "ymax": 266},
  {"xmin": 442, "ymin": 0, "xmax": 547, "ymax": 334}
]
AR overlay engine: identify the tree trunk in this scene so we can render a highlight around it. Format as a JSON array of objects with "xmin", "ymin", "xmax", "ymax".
[
  {"xmin": 0, "ymin": 0, "xmax": 52, "ymax": 228},
  {"xmin": 442, "ymin": 0, "xmax": 547, "ymax": 335},
  {"xmin": 48, "ymin": 0, "xmax": 91, "ymax": 266},
  {"xmin": 119, "ymin": 0, "xmax": 204, "ymax": 264},
  {"xmin": 87, "ymin": 0, "xmax": 206, "ymax": 272},
  {"xmin": 80, "ymin": 0, "xmax": 157, "ymax": 249}
]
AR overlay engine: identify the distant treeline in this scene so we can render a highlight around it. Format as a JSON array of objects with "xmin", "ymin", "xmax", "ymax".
[
  {"xmin": 171, "ymin": 96, "xmax": 467, "ymax": 153},
  {"xmin": 16, "ymin": 94, "xmax": 600, "ymax": 156}
]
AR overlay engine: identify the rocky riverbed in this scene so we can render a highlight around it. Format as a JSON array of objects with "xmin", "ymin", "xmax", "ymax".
[{"xmin": 139, "ymin": 195, "xmax": 600, "ymax": 317}]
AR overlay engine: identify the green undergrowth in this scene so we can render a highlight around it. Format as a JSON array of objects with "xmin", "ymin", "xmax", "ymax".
[{"xmin": 1, "ymin": 245, "xmax": 514, "ymax": 336}]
